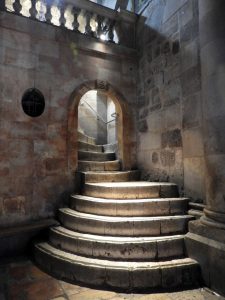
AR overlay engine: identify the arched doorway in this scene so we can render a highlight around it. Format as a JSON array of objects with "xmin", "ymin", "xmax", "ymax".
[
  {"xmin": 78, "ymin": 90, "xmax": 117, "ymax": 146},
  {"xmin": 67, "ymin": 80, "xmax": 135, "ymax": 172}
]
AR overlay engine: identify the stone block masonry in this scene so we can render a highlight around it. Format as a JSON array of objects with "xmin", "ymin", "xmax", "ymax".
[
  {"xmin": 136, "ymin": 0, "xmax": 204, "ymax": 202},
  {"xmin": 0, "ymin": 10, "xmax": 137, "ymax": 228}
]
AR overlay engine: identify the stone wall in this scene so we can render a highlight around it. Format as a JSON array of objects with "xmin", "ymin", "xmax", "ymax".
[
  {"xmin": 136, "ymin": 0, "xmax": 204, "ymax": 201},
  {"xmin": 107, "ymin": 98, "xmax": 117, "ymax": 144},
  {"xmin": 96, "ymin": 92, "xmax": 108, "ymax": 144},
  {"xmin": 0, "ymin": 11, "xmax": 137, "ymax": 228}
]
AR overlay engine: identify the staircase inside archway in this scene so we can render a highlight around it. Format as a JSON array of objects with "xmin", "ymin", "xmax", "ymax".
[{"xmin": 34, "ymin": 131, "xmax": 201, "ymax": 291}]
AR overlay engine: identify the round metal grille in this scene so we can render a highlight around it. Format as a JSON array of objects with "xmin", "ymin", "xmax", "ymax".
[{"xmin": 22, "ymin": 88, "xmax": 45, "ymax": 117}]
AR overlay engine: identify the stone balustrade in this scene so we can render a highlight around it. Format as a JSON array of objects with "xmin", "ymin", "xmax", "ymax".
[{"xmin": 0, "ymin": 0, "xmax": 136, "ymax": 48}]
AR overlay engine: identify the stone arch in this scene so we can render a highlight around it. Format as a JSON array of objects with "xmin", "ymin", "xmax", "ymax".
[{"xmin": 67, "ymin": 80, "xmax": 135, "ymax": 172}]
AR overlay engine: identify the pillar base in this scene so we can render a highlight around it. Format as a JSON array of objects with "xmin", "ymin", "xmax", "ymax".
[
  {"xmin": 185, "ymin": 220, "xmax": 225, "ymax": 296},
  {"xmin": 202, "ymin": 208, "xmax": 225, "ymax": 230}
]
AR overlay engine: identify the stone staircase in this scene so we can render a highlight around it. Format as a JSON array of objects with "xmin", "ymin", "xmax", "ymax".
[{"xmin": 34, "ymin": 131, "xmax": 201, "ymax": 291}]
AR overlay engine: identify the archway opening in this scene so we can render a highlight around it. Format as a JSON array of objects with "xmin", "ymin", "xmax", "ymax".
[
  {"xmin": 78, "ymin": 90, "xmax": 117, "ymax": 148},
  {"xmin": 67, "ymin": 80, "xmax": 136, "ymax": 173}
]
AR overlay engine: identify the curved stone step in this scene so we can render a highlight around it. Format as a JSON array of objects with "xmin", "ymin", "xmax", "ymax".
[
  {"xmin": 188, "ymin": 209, "xmax": 203, "ymax": 219},
  {"xmin": 80, "ymin": 170, "xmax": 141, "ymax": 183},
  {"xmin": 78, "ymin": 141, "xmax": 103, "ymax": 153},
  {"xmin": 58, "ymin": 208, "xmax": 194, "ymax": 236},
  {"xmin": 103, "ymin": 143, "xmax": 118, "ymax": 153},
  {"xmin": 78, "ymin": 160, "xmax": 120, "ymax": 172},
  {"xmin": 188, "ymin": 202, "xmax": 205, "ymax": 211},
  {"xmin": 34, "ymin": 242, "xmax": 200, "ymax": 290},
  {"xmin": 78, "ymin": 131, "xmax": 96, "ymax": 145},
  {"xmin": 78, "ymin": 151, "xmax": 116, "ymax": 162},
  {"xmin": 49, "ymin": 226, "xmax": 185, "ymax": 261},
  {"xmin": 83, "ymin": 182, "xmax": 179, "ymax": 199},
  {"xmin": 70, "ymin": 195, "xmax": 189, "ymax": 217}
]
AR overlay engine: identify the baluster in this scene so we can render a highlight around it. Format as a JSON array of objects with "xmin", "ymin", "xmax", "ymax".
[
  {"xmin": 108, "ymin": 20, "xmax": 115, "ymax": 43},
  {"xmin": 72, "ymin": 7, "xmax": 80, "ymax": 32},
  {"xmin": 36, "ymin": 0, "xmax": 47, "ymax": 22},
  {"xmin": 90, "ymin": 13, "xmax": 97, "ymax": 36},
  {"xmin": 45, "ymin": 1, "xmax": 52, "ymax": 24},
  {"xmin": 13, "ymin": 0, "xmax": 22, "ymax": 14},
  {"xmin": 101, "ymin": 17, "xmax": 110, "ymax": 41},
  {"xmin": 96, "ymin": 15, "xmax": 104, "ymax": 38},
  {"xmin": 114, "ymin": 22, "xmax": 121, "ymax": 45},
  {"xmin": 85, "ymin": 11, "xmax": 92, "ymax": 35},
  {"xmin": 29, "ymin": 0, "xmax": 37, "ymax": 19},
  {"xmin": 0, "ymin": 0, "xmax": 6, "ymax": 11},
  {"xmin": 59, "ymin": 4, "xmax": 66, "ymax": 27}
]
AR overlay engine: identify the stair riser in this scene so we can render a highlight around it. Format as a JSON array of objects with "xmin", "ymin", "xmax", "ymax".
[
  {"xmin": 78, "ymin": 142, "xmax": 102, "ymax": 153},
  {"xmin": 83, "ymin": 185, "xmax": 179, "ymax": 199},
  {"xmin": 49, "ymin": 230, "xmax": 185, "ymax": 261},
  {"xmin": 103, "ymin": 143, "xmax": 118, "ymax": 153},
  {"xmin": 78, "ymin": 132, "xmax": 96, "ymax": 145},
  {"xmin": 78, "ymin": 161, "xmax": 120, "ymax": 172},
  {"xmin": 82, "ymin": 171, "xmax": 141, "ymax": 183},
  {"xmin": 58, "ymin": 211, "xmax": 193, "ymax": 237},
  {"xmin": 34, "ymin": 246, "xmax": 200, "ymax": 290},
  {"xmin": 71, "ymin": 198, "xmax": 188, "ymax": 217},
  {"xmin": 78, "ymin": 151, "xmax": 116, "ymax": 162}
]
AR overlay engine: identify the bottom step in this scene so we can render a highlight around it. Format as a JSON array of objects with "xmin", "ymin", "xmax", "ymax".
[{"xmin": 34, "ymin": 242, "xmax": 200, "ymax": 291}]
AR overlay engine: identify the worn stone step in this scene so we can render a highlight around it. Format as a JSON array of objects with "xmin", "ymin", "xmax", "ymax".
[
  {"xmin": 58, "ymin": 208, "xmax": 194, "ymax": 236},
  {"xmin": 78, "ymin": 131, "xmax": 96, "ymax": 145},
  {"xmin": 188, "ymin": 202, "xmax": 205, "ymax": 211},
  {"xmin": 78, "ymin": 160, "xmax": 120, "ymax": 172},
  {"xmin": 70, "ymin": 195, "xmax": 189, "ymax": 217},
  {"xmin": 188, "ymin": 209, "xmax": 203, "ymax": 219},
  {"xmin": 78, "ymin": 151, "xmax": 116, "ymax": 162},
  {"xmin": 83, "ymin": 182, "xmax": 179, "ymax": 199},
  {"xmin": 49, "ymin": 226, "xmax": 185, "ymax": 261},
  {"xmin": 103, "ymin": 143, "xmax": 118, "ymax": 153},
  {"xmin": 34, "ymin": 242, "xmax": 200, "ymax": 290},
  {"xmin": 78, "ymin": 141, "xmax": 103, "ymax": 153},
  {"xmin": 79, "ymin": 170, "xmax": 141, "ymax": 183}
]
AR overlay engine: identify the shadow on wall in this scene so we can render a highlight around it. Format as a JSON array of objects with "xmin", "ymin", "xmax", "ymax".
[{"xmin": 136, "ymin": 0, "xmax": 204, "ymax": 202}]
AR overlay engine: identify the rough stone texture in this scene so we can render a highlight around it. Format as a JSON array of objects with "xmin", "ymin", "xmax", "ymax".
[
  {"xmin": 0, "ymin": 11, "xmax": 137, "ymax": 228},
  {"xmin": 136, "ymin": 0, "xmax": 204, "ymax": 201}
]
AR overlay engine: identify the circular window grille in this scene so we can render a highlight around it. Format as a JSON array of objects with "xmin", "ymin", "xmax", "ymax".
[{"xmin": 22, "ymin": 88, "xmax": 45, "ymax": 117}]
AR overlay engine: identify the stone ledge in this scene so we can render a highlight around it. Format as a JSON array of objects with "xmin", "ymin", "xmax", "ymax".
[
  {"xmin": 0, "ymin": 219, "xmax": 59, "ymax": 238},
  {"xmin": 0, "ymin": 219, "xmax": 59, "ymax": 258}
]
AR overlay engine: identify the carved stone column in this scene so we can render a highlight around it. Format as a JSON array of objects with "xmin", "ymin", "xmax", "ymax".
[
  {"xmin": 199, "ymin": 0, "xmax": 225, "ymax": 229},
  {"xmin": 185, "ymin": 0, "xmax": 225, "ymax": 296}
]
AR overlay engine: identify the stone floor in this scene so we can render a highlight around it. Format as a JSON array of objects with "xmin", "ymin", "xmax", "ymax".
[{"xmin": 0, "ymin": 258, "xmax": 224, "ymax": 300}]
